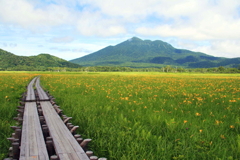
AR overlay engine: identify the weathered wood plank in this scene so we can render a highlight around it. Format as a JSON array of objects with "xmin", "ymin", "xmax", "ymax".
[
  {"xmin": 40, "ymin": 101, "xmax": 89, "ymax": 160},
  {"xmin": 20, "ymin": 77, "xmax": 48, "ymax": 160},
  {"xmin": 41, "ymin": 102, "xmax": 73, "ymax": 153},
  {"xmin": 15, "ymin": 76, "xmax": 95, "ymax": 160},
  {"xmin": 19, "ymin": 103, "xmax": 30, "ymax": 159},
  {"xmin": 20, "ymin": 102, "xmax": 49, "ymax": 160},
  {"xmin": 34, "ymin": 103, "xmax": 49, "ymax": 160},
  {"xmin": 25, "ymin": 77, "xmax": 38, "ymax": 101},
  {"xmin": 35, "ymin": 77, "xmax": 49, "ymax": 100},
  {"xmin": 29, "ymin": 103, "xmax": 38, "ymax": 156}
]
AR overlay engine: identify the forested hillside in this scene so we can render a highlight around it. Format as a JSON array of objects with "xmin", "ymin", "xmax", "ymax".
[
  {"xmin": 0, "ymin": 49, "xmax": 80, "ymax": 71},
  {"xmin": 71, "ymin": 37, "xmax": 240, "ymax": 68}
]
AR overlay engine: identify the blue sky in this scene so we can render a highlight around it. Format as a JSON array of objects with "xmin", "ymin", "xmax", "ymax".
[{"xmin": 0, "ymin": 0, "xmax": 240, "ymax": 60}]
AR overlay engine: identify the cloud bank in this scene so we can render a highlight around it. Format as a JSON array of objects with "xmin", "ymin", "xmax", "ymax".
[{"xmin": 0, "ymin": 0, "xmax": 239, "ymax": 59}]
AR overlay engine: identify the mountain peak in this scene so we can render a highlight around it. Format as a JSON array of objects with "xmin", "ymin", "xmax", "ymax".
[
  {"xmin": 128, "ymin": 37, "xmax": 142, "ymax": 42},
  {"xmin": 69, "ymin": 37, "xmax": 240, "ymax": 68}
]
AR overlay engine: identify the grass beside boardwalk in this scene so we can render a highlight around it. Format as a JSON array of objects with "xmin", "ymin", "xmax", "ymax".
[
  {"xmin": 39, "ymin": 72, "xmax": 240, "ymax": 160},
  {"xmin": 0, "ymin": 72, "xmax": 37, "ymax": 159},
  {"xmin": 0, "ymin": 72, "xmax": 239, "ymax": 159}
]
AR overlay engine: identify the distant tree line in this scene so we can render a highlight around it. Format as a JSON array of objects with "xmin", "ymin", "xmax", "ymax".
[{"xmin": 1, "ymin": 65, "xmax": 239, "ymax": 73}]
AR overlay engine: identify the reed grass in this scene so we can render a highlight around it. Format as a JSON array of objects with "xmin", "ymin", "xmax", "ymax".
[
  {"xmin": 0, "ymin": 72, "xmax": 37, "ymax": 159},
  {"xmin": 39, "ymin": 73, "xmax": 240, "ymax": 160}
]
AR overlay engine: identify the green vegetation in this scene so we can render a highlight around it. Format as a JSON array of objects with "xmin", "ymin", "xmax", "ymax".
[
  {"xmin": 39, "ymin": 72, "xmax": 240, "ymax": 159},
  {"xmin": 1, "ymin": 37, "xmax": 240, "ymax": 71},
  {"xmin": 79, "ymin": 65, "xmax": 240, "ymax": 73},
  {"xmin": 1, "ymin": 72, "xmax": 240, "ymax": 159},
  {"xmin": 70, "ymin": 37, "xmax": 240, "ymax": 68},
  {"xmin": 0, "ymin": 49, "xmax": 81, "ymax": 71},
  {"xmin": 0, "ymin": 73, "xmax": 36, "ymax": 159}
]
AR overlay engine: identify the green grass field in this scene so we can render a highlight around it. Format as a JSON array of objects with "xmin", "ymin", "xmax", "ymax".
[
  {"xmin": 1, "ymin": 72, "xmax": 240, "ymax": 159},
  {"xmin": 0, "ymin": 72, "xmax": 37, "ymax": 159}
]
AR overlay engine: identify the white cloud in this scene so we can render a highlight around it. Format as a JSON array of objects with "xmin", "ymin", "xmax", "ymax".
[
  {"xmin": 0, "ymin": 0, "xmax": 240, "ymax": 59},
  {"xmin": 135, "ymin": 0, "xmax": 240, "ymax": 40},
  {"xmin": 167, "ymin": 39, "xmax": 240, "ymax": 58},
  {"xmin": 0, "ymin": 0, "xmax": 73, "ymax": 30},
  {"xmin": 75, "ymin": 10, "xmax": 127, "ymax": 36},
  {"xmin": 1, "ymin": 0, "xmax": 240, "ymax": 38},
  {"xmin": 136, "ymin": 25, "xmax": 209, "ymax": 40},
  {"xmin": 78, "ymin": 0, "xmax": 157, "ymax": 19},
  {"xmin": 194, "ymin": 40, "xmax": 240, "ymax": 58}
]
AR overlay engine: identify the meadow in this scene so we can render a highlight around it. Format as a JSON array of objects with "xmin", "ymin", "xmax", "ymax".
[
  {"xmin": 0, "ymin": 72, "xmax": 37, "ymax": 159},
  {"xmin": 40, "ymin": 72, "xmax": 240, "ymax": 160},
  {"xmin": 0, "ymin": 72, "xmax": 240, "ymax": 159}
]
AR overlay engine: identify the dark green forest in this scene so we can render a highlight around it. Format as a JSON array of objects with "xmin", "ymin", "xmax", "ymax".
[{"xmin": 0, "ymin": 49, "xmax": 80, "ymax": 71}]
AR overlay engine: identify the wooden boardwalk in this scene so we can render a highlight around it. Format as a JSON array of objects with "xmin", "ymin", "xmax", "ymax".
[
  {"xmin": 21, "ymin": 77, "xmax": 49, "ymax": 160},
  {"xmin": 41, "ymin": 101, "xmax": 89, "ymax": 160},
  {"xmin": 36, "ymin": 80, "xmax": 89, "ymax": 160},
  {"xmin": 20, "ymin": 102, "xmax": 48, "ymax": 160},
  {"xmin": 6, "ymin": 76, "xmax": 105, "ymax": 160}
]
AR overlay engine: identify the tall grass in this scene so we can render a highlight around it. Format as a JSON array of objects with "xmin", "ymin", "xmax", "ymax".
[
  {"xmin": 0, "ymin": 72, "xmax": 37, "ymax": 159},
  {"xmin": 40, "ymin": 73, "xmax": 240, "ymax": 160}
]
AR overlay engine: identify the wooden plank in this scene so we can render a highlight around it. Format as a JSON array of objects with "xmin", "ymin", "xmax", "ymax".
[
  {"xmin": 26, "ymin": 77, "xmax": 37, "ymax": 101},
  {"xmin": 46, "ymin": 103, "xmax": 88, "ymax": 159},
  {"xmin": 42, "ymin": 102, "xmax": 73, "ymax": 154},
  {"xmin": 53, "ymin": 117, "xmax": 74, "ymax": 154},
  {"xmin": 36, "ymin": 118, "xmax": 49, "ymax": 160},
  {"xmin": 48, "ymin": 109, "xmax": 88, "ymax": 159},
  {"xmin": 33, "ymin": 102, "xmax": 49, "ymax": 160},
  {"xmin": 58, "ymin": 153, "xmax": 70, "ymax": 160},
  {"xmin": 40, "ymin": 101, "xmax": 89, "ymax": 160},
  {"xmin": 65, "ymin": 153, "xmax": 79, "ymax": 160},
  {"xmin": 41, "ymin": 102, "xmax": 65, "ymax": 154},
  {"xmin": 19, "ymin": 103, "xmax": 30, "ymax": 159},
  {"xmin": 35, "ymin": 77, "xmax": 49, "ymax": 100},
  {"xmin": 29, "ymin": 103, "xmax": 38, "ymax": 157}
]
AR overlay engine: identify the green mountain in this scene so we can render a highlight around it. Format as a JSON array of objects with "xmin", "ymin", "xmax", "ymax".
[
  {"xmin": 70, "ymin": 37, "xmax": 240, "ymax": 68},
  {"xmin": 0, "ymin": 48, "xmax": 80, "ymax": 70}
]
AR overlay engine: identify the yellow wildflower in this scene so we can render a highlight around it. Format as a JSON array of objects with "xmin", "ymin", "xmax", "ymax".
[
  {"xmin": 220, "ymin": 135, "xmax": 226, "ymax": 139},
  {"xmin": 230, "ymin": 125, "xmax": 234, "ymax": 129},
  {"xmin": 195, "ymin": 112, "xmax": 201, "ymax": 116},
  {"xmin": 215, "ymin": 120, "xmax": 223, "ymax": 125}
]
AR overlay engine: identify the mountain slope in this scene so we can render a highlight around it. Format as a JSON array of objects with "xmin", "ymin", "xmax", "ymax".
[
  {"xmin": 71, "ymin": 37, "xmax": 239, "ymax": 68},
  {"xmin": 0, "ymin": 49, "xmax": 80, "ymax": 70}
]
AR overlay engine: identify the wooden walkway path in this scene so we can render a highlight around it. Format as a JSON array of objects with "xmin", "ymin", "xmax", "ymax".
[
  {"xmin": 6, "ymin": 76, "xmax": 106, "ymax": 160},
  {"xmin": 20, "ymin": 102, "xmax": 49, "ymax": 160}
]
